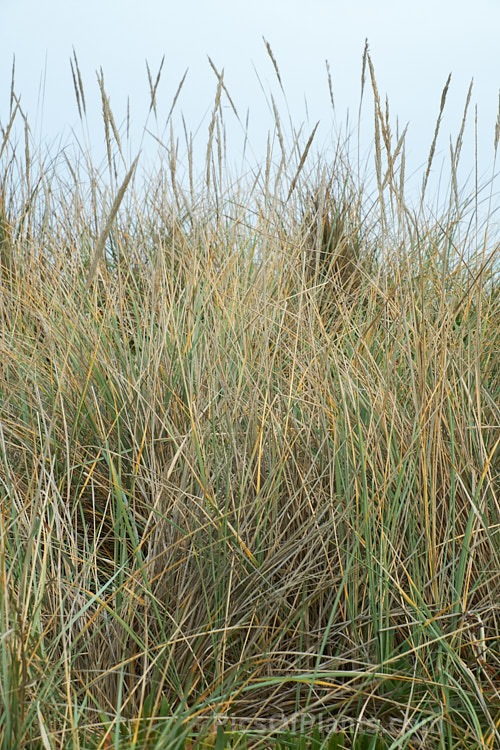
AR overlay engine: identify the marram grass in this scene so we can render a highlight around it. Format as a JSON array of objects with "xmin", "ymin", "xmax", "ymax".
[{"xmin": 0, "ymin": 47, "xmax": 499, "ymax": 749}]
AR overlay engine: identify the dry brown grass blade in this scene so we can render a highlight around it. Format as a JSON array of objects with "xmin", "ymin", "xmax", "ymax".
[
  {"xmin": 0, "ymin": 101, "xmax": 20, "ymax": 162},
  {"xmin": 0, "ymin": 188, "xmax": 14, "ymax": 287},
  {"xmin": 23, "ymin": 113, "xmax": 30, "ymax": 193},
  {"xmin": 97, "ymin": 67, "xmax": 113, "ymax": 176},
  {"xmin": 84, "ymin": 154, "xmax": 140, "ymax": 291},
  {"xmin": 208, "ymin": 57, "xmax": 239, "ymax": 119},
  {"xmin": 286, "ymin": 122, "xmax": 319, "ymax": 202},
  {"xmin": 70, "ymin": 48, "xmax": 86, "ymax": 119},
  {"xmin": 146, "ymin": 55, "xmax": 165, "ymax": 117},
  {"xmin": 365, "ymin": 50, "xmax": 387, "ymax": 223},
  {"xmin": 326, "ymin": 60, "xmax": 334, "ymax": 112},
  {"xmin": 398, "ymin": 135, "xmax": 406, "ymax": 208},
  {"xmin": 263, "ymin": 37, "xmax": 284, "ymax": 93},
  {"xmin": 70, "ymin": 58, "xmax": 83, "ymax": 120},
  {"xmin": 165, "ymin": 68, "xmax": 188, "ymax": 126},
  {"xmin": 422, "ymin": 73, "xmax": 451, "ymax": 201},
  {"xmin": 494, "ymin": 91, "xmax": 500, "ymax": 154},
  {"xmin": 205, "ymin": 73, "xmax": 224, "ymax": 190},
  {"xmin": 360, "ymin": 39, "xmax": 369, "ymax": 110},
  {"xmin": 97, "ymin": 68, "xmax": 124, "ymax": 174},
  {"xmin": 271, "ymin": 93, "xmax": 286, "ymax": 163},
  {"xmin": 9, "ymin": 55, "xmax": 16, "ymax": 114},
  {"xmin": 453, "ymin": 79, "xmax": 473, "ymax": 167}
]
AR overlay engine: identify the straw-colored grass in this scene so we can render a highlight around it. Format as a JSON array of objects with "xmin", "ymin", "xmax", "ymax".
[{"xmin": 0, "ymin": 47, "xmax": 499, "ymax": 749}]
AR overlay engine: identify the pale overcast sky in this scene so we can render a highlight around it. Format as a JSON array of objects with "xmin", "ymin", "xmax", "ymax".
[{"xmin": 1, "ymin": 0, "xmax": 500, "ymax": 210}]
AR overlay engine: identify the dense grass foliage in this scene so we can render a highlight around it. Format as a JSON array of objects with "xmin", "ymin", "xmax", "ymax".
[{"xmin": 1, "ymin": 49, "xmax": 499, "ymax": 748}]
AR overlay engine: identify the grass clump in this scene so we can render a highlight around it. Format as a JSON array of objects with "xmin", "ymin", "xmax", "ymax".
[{"xmin": 0, "ymin": 46, "xmax": 499, "ymax": 749}]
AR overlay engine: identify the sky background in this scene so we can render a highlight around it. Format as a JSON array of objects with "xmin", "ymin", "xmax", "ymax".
[{"xmin": 1, "ymin": 0, "xmax": 500, "ymax": 217}]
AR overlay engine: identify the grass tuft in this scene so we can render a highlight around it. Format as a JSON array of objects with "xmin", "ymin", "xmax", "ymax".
[{"xmin": 0, "ymin": 48, "xmax": 499, "ymax": 749}]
